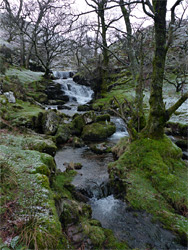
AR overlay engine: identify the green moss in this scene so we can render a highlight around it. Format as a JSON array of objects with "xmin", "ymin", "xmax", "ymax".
[
  {"xmin": 0, "ymin": 99, "xmax": 44, "ymax": 129},
  {"xmin": 52, "ymin": 171, "xmax": 77, "ymax": 199},
  {"xmin": 55, "ymin": 124, "xmax": 71, "ymax": 144},
  {"xmin": 81, "ymin": 121, "xmax": 116, "ymax": 141},
  {"xmin": 0, "ymin": 133, "xmax": 57, "ymax": 156},
  {"xmin": 103, "ymin": 229, "xmax": 130, "ymax": 249},
  {"xmin": 88, "ymin": 226, "xmax": 106, "ymax": 246},
  {"xmin": 109, "ymin": 135, "xmax": 188, "ymax": 240},
  {"xmin": 0, "ymin": 143, "xmax": 65, "ymax": 249},
  {"xmin": 70, "ymin": 115, "xmax": 85, "ymax": 135},
  {"xmin": 31, "ymin": 164, "xmax": 50, "ymax": 176},
  {"xmin": 96, "ymin": 113, "xmax": 110, "ymax": 122}
]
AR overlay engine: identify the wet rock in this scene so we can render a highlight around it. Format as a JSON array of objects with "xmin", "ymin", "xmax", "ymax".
[
  {"xmin": 77, "ymin": 104, "xmax": 91, "ymax": 111},
  {"xmin": 72, "ymin": 136, "xmax": 85, "ymax": 148},
  {"xmin": 57, "ymin": 105, "xmax": 71, "ymax": 110},
  {"xmin": 90, "ymin": 143, "xmax": 111, "ymax": 154},
  {"xmin": 182, "ymin": 151, "xmax": 188, "ymax": 160},
  {"xmin": 48, "ymin": 99, "xmax": 66, "ymax": 105},
  {"xmin": 72, "ymin": 190, "xmax": 89, "ymax": 202},
  {"xmin": 4, "ymin": 91, "xmax": 16, "ymax": 103},
  {"xmin": 166, "ymin": 121, "xmax": 188, "ymax": 137},
  {"xmin": 64, "ymin": 162, "xmax": 83, "ymax": 171},
  {"xmin": 45, "ymin": 82, "xmax": 69, "ymax": 101}
]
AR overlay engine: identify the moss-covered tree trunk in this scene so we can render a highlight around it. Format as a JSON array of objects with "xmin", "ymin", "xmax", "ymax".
[
  {"xmin": 143, "ymin": 0, "xmax": 167, "ymax": 138},
  {"xmin": 99, "ymin": 0, "xmax": 109, "ymax": 93}
]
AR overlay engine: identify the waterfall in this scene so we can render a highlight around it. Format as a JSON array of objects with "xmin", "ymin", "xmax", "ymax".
[
  {"xmin": 53, "ymin": 71, "xmax": 94, "ymax": 104},
  {"xmin": 53, "ymin": 71, "xmax": 74, "ymax": 79}
]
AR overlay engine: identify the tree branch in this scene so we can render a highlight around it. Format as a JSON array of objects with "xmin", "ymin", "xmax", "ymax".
[{"xmin": 166, "ymin": 92, "xmax": 188, "ymax": 118}]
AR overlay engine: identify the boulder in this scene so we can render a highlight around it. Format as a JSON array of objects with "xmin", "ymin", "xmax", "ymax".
[
  {"xmin": 90, "ymin": 143, "xmax": 111, "ymax": 154},
  {"xmin": 45, "ymin": 82, "xmax": 69, "ymax": 101},
  {"xmin": 42, "ymin": 110, "xmax": 60, "ymax": 135},
  {"xmin": 72, "ymin": 136, "xmax": 85, "ymax": 148},
  {"xmin": 55, "ymin": 123, "xmax": 71, "ymax": 144},
  {"xmin": 77, "ymin": 104, "xmax": 91, "ymax": 111},
  {"xmin": 82, "ymin": 111, "xmax": 96, "ymax": 124},
  {"xmin": 70, "ymin": 115, "xmax": 85, "ymax": 135},
  {"xmin": 96, "ymin": 114, "xmax": 110, "ymax": 122},
  {"xmin": 4, "ymin": 91, "xmax": 16, "ymax": 103},
  {"xmin": 81, "ymin": 121, "xmax": 116, "ymax": 141}
]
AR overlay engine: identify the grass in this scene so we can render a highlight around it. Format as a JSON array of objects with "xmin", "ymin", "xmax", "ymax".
[{"xmin": 0, "ymin": 142, "xmax": 64, "ymax": 249}]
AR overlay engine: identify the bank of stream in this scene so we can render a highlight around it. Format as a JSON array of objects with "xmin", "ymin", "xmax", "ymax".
[{"xmin": 53, "ymin": 71, "xmax": 186, "ymax": 249}]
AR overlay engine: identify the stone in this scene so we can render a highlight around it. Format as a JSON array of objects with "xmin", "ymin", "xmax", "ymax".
[
  {"xmin": 90, "ymin": 143, "xmax": 111, "ymax": 154},
  {"xmin": 55, "ymin": 123, "xmax": 71, "ymax": 144},
  {"xmin": 82, "ymin": 111, "xmax": 96, "ymax": 124},
  {"xmin": 42, "ymin": 110, "xmax": 60, "ymax": 135},
  {"xmin": 4, "ymin": 91, "xmax": 16, "ymax": 103},
  {"xmin": 81, "ymin": 122, "xmax": 116, "ymax": 141}
]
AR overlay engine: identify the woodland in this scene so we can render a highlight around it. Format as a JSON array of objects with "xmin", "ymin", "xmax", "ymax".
[{"xmin": 0, "ymin": 0, "xmax": 187, "ymax": 249}]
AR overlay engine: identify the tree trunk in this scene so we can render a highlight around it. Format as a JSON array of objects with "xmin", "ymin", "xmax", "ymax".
[
  {"xmin": 143, "ymin": 0, "xmax": 167, "ymax": 138},
  {"xmin": 99, "ymin": 0, "xmax": 109, "ymax": 93},
  {"xmin": 20, "ymin": 32, "xmax": 26, "ymax": 67}
]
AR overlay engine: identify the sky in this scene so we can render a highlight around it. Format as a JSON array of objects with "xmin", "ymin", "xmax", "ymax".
[{"xmin": 73, "ymin": 0, "xmax": 188, "ymax": 25}]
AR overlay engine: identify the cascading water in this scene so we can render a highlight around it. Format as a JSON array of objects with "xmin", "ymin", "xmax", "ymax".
[
  {"xmin": 53, "ymin": 71, "xmax": 94, "ymax": 105},
  {"xmin": 53, "ymin": 73, "xmax": 186, "ymax": 249}
]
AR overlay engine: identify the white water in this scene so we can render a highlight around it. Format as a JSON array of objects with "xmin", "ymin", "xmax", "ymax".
[
  {"xmin": 53, "ymin": 71, "xmax": 94, "ymax": 105},
  {"xmin": 108, "ymin": 117, "xmax": 128, "ymax": 142}
]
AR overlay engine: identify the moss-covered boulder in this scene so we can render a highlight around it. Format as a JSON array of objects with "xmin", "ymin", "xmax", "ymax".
[
  {"xmin": 0, "ymin": 98, "xmax": 44, "ymax": 130},
  {"xmin": 77, "ymin": 104, "xmax": 91, "ymax": 111},
  {"xmin": 70, "ymin": 115, "xmax": 85, "ymax": 135},
  {"xmin": 72, "ymin": 136, "xmax": 85, "ymax": 147},
  {"xmin": 108, "ymin": 135, "xmax": 188, "ymax": 244},
  {"xmin": 0, "ymin": 132, "xmax": 57, "ymax": 156},
  {"xmin": 81, "ymin": 121, "xmax": 116, "ymax": 141},
  {"xmin": 0, "ymin": 144, "xmax": 66, "ymax": 249},
  {"xmin": 90, "ymin": 142, "xmax": 111, "ymax": 154},
  {"xmin": 42, "ymin": 110, "xmax": 60, "ymax": 135},
  {"xmin": 82, "ymin": 111, "xmax": 96, "ymax": 124},
  {"xmin": 54, "ymin": 123, "xmax": 71, "ymax": 144},
  {"xmin": 96, "ymin": 113, "xmax": 110, "ymax": 122},
  {"xmin": 166, "ymin": 121, "xmax": 188, "ymax": 137}
]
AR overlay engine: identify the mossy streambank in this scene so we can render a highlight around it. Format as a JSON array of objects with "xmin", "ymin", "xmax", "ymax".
[
  {"xmin": 109, "ymin": 135, "xmax": 188, "ymax": 246},
  {"xmin": 0, "ymin": 132, "xmax": 68, "ymax": 249},
  {"xmin": 55, "ymin": 139, "xmax": 187, "ymax": 249}
]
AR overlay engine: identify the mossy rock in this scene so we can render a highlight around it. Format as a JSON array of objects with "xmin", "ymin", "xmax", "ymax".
[
  {"xmin": 0, "ymin": 144, "xmax": 65, "ymax": 249},
  {"xmin": 55, "ymin": 123, "xmax": 71, "ymax": 144},
  {"xmin": 0, "ymin": 133, "xmax": 57, "ymax": 156},
  {"xmin": 96, "ymin": 113, "xmax": 110, "ymax": 122},
  {"xmin": 82, "ymin": 111, "xmax": 96, "ymax": 124},
  {"xmin": 81, "ymin": 121, "xmax": 116, "ymax": 141},
  {"xmin": 71, "ymin": 136, "xmax": 85, "ymax": 147},
  {"xmin": 108, "ymin": 135, "xmax": 188, "ymax": 242},
  {"xmin": 0, "ymin": 99, "xmax": 44, "ymax": 130},
  {"xmin": 42, "ymin": 110, "xmax": 60, "ymax": 135},
  {"xmin": 90, "ymin": 142, "xmax": 111, "ymax": 154},
  {"xmin": 70, "ymin": 115, "xmax": 85, "ymax": 135},
  {"xmin": 77, "ymin": 104, "xmax": 91, "ymax": 111},
  {"xmin": 166, "ymin": 121, "xmax": 188, "ymax": 137}
]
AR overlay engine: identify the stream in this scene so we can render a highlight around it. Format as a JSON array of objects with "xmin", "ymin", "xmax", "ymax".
[{"xmin": 53, "ymin": 71, "xmax": 186, "ymax": 249}]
